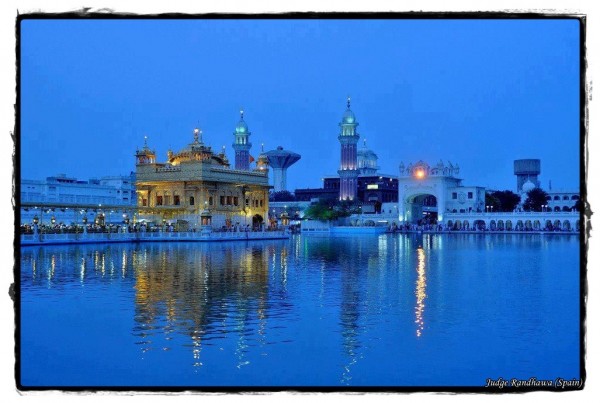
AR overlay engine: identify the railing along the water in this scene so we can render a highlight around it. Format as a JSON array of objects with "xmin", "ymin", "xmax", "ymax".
[{"xmin": 20, "ymin": 230, "xmax": 290, "ymax": 246}]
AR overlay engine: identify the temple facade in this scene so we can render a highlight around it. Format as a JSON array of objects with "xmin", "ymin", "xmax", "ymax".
[
  {"xmin": 135, "ymin": 116, "xmax": 270, "ymax": 230},
  {"xmin": 398, "ymin": 160, "xmax": 485, "ymax": 224}
]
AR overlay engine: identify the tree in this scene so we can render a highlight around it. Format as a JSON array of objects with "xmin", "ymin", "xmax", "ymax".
[
  {"xmin": 523, "ymin": 188, "xmax": 550, "ymax": 212},
  {"xmin": 269, "ymin": 190, "xmax": 296, "ymax": 202},
  {"xmin": 304, "ymin": 199, "xmax": 359, "ymax": 221},
  {"xmin": 490, "ymin": 190, "xmax": 521, "ymax": 212},
  {"xmin": 485, "ymin": 193, "xmax": 501, "ymax": 212}
]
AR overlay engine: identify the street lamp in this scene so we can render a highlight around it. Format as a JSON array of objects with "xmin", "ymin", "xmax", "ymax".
[
  {"xmin": 33, "ymin": 215, "xmax": 39, "ymax": 225},
  {"xmin": 51, "ymin": 216, "xmax": 56, "ymax": 225}
]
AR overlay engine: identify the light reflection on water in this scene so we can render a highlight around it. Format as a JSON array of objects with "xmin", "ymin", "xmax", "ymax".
[{"xmin": 20, "ymin": 234, "xmax": 581, "ymax": 387}]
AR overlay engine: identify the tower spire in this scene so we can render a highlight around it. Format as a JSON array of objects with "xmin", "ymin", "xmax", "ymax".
[{"xmin": 347, "ymin": 96, "xmax": 351, "ymax": 109}]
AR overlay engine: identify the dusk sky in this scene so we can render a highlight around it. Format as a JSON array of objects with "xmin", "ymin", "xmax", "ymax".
[{"xmin": 20, "ymin": 18, "xmax": 581, "ymax": 193}]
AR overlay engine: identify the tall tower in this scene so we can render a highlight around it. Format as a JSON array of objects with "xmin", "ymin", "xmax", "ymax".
[
  {"xmin": 337, "ymin": 97, "xmax": 360, "ymax": 201},
  {"xmin": 264, "ymin": 146, "xmax": 301, "ymax": 192},
  {"xmin": 514, "ymin": 159, "xmax": 541, "ymax": 192},
  {"xmin": 233, "ymin": 109, "xmax": 252, "ymax": 170}
]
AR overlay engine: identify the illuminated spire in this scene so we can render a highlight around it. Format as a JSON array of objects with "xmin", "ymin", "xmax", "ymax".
[
  {"xmin": 193, "ymin": 127, "xmax": 203, "ymax": 144},
  {"xmin": 143, "ymin": 135, "xmax": 148, "ymax": 148},
  {"xmin": 261, "ymin": 142, "xmax": 264, "ymax": 153},
  {"xmin": 363, "ymin": 138, "xmax": 367, "ymax": 147},
  {"xmin": 347, "ymin": 96, "xmax": 351, "ymax": 109},
  {"xmin": 240, "ymin": 108, "xmax": 244, "ymax": 120}
]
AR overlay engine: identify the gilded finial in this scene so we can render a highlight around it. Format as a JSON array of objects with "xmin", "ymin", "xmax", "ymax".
[
  {"xmin": 240, "ymin": 108, "xmax": 244, "ymax": 119},
  {"xmin": 347, "ymin": 96, "xmax": 351, "ymax": 109},
  {"xmin": 261, "ymin": 142, "xmax": 264, "ymax": 153},
  {"xmin": 143, "ymin": 135, "xmax": 148, "ymax": 148}
]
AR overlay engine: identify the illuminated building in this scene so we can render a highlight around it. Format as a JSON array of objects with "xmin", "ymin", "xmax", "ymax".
[
  {"xmin": 338, "ymin": 97, "xmax": 360, "ymax": 201},
  {"xmin": 135, "ymin": 115, "xmax": 270, "ymax": 229},
  {"xmin": 398, "ymin": 160, "xmax": 485, "ymax": 223},
  {"xmin": 294, "ymin": 101, "xmax": 397, "ymax": 209}
]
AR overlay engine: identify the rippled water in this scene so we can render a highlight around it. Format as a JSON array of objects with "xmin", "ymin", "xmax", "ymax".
[{"xmin": 19, "ymin": 234, "xmax": 581, "ymax": 387}]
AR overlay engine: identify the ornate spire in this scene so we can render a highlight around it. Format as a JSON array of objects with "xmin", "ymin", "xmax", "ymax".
[
  {"xmin": 193, "ymin": 127, "xmax": 203, "ymax": 144},
  {"xmin": 143, "ymin": 135, "xmax": 148, "ymax": 149},
  {"xmin": 240, "ymin": 108, "xmax": 244, "ymax": 120},
  {"xmin": 261, "ymin": 142, "xmax": 264, "ymax": 153},
  {"xmin": 347, "ymin": 96, "xmax": 351, "ymax": 109}
]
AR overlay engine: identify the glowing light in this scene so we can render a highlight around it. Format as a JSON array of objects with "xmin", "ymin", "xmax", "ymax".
[
  {"xmin": 415, "ymin": 247, "xmax": 427, "ymax": 337},
  {"xmin": 415, "ymin": 170, "xmax": 425, "ymax": 179}
]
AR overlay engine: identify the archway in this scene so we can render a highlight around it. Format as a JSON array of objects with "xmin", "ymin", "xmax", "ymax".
[
  {"xmin": 533, "ymin": 220, "xmax": 541, "ymax": 231},
  {"xmin": 553, "ymin": 220, "xmax": 562, "ymax": 231},
  {"xmin": 490, "ymin": 220, "xmax": 497, "ymax": 231},
  {"xmin": 405, "ymin": 194, "xmax": 438, "ymax": 224},
  {"xmin": 525, "ymin": 220, "xmax": 533, "ymax": 231},
  {"xmin": 515, "ymin": 220, "xmax": 524, "ymax": 231},
  {"xmin": 252, "ymin": 214, "xmax": 264, "ymax": 229},
  {"xmin": 576, "ymin": 220, "xmax": 580, "ymax": 231},
  {"xmin": 505, "ymin": 220, "xmax": 513, "ymax": 231},
  {"xmin": 474, "ymin": 220, "xmax": 486, "ymax": 231},
  {"xmin": 545, "ymin": 220, "xmax": 553, "ymax": 231},
  {"xmin": 563, "ymin": 220, "xmax": 571, "ymax": 231},
  {"xmin": 463, "ymin": 220, "xmax": 470, "ymax": 231},
  {"xmin": 497, "ymin": 220, "xmax": 504, "ymax": 231}
]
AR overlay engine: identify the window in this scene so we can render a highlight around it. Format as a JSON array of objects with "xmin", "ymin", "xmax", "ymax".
[
  {"xmin": 563, "ymin": 195, "xmax": 569, "ymax": 200},
  {"xmin": 164, "ymin": 196, "xmax": 171, "ymax": 205},
  {"xmin": 245, "ymin": 198, "xmax": 250, "ymax": 206},
  {"xmin": 156, "ymin": 196, "xmax": 163, "ymax": 206},
  {"xmin": 174, "ymin": 195, "xmax": 180, "ymax": 206},
  {"xmin": 468, "ymin": 192, "xmax": 473, "ymax": 199},
  {"xmin": 209, "ymin": 196, "xmax": 213, "ymax": 206},
  {"xmin": 571, "ymin": 195, "xmax": 579, "ymax": 200},
  {"xmin": 234, "ymin": 197, "xmax": 239, "ymax": 206},
  {"xmin": 189, "ymin": 196, "xmax": 195, "ymax": 206},
  {"xmin": 260, "ymin": 200, "xmax": 263, "ymax": 207},
  {"xmin": 226, "ymin": 196, "xmax": 232, "ymax": 205},
  {"xmin": 452, "ymin": 192, "xmax": 457, "ymax": 200},
  {"xmin": 554, "ymin": 196, "xmax": 560, "ymax": 200},
  {"xmin": 220, "ymin": 196, "xmax": 225, "ymax": 205}
]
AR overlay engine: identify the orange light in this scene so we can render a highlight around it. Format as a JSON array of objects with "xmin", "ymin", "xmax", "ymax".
[{"xmin": 415, "ymin": 170, "xmax": 425, "ymax": 179}]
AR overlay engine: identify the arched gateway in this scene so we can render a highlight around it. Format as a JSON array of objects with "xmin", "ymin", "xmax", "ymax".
[{"xmin": 398, "ymin": 160, "xmax": 485, "ymax": 224}]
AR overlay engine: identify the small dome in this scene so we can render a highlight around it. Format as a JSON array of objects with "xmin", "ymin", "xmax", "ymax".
[
  {"xmin": 235, "ymin": 119, "xmax": 248, "ymax": 134},
  {"xmin": 522, "ymin": 180, "xmax": 536, "ymax": 193},
  {"xmin": 342, "ymin": 108, "xmax": 356, "ymax": 124},
  {"xmin": 235, "ymin": 109, "xmax": 249, "ymax": 134}
]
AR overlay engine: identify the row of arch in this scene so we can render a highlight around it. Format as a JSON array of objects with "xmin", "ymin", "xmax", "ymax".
[
  {"xmin": 446, "ymin": 219, "xmax": 580, "ymax": 232},
  {"xmin": 552, "ymin": 195, "xmax": 579, "ymax": 201}
]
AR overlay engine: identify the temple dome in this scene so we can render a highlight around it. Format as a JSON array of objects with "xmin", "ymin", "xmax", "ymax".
[
  {"xmin": 234, "ymin": 109, "xmax": 250, "ymax": 134},
  {"xmin": 522, "ymin": 179, "xmax": 536, "ymax": 193},
  {"xmin": 357, "ymin": 140, "xmax": 378, "ymax": 174},
  {"xmin": 342, "ymin": 108, "xmax": 356, "ymax": 124}
]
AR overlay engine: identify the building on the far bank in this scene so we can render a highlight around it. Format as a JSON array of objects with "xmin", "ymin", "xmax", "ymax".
[
  {"xmin": 134, "ymin": 114, "xmax": 270, "ymax": 230},
  {"xmin": 20, "ymin": 173, "xmax": 136, "ymax": 225},
  {"xmin": 397, "ymin": 160, "xmax": 485, "ymax": 224},
  {"xmin": 294, "ymin": 100, "xmax": 398, "ymax": 211}
]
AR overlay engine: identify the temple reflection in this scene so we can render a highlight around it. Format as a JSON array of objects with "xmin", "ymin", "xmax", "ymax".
[{"xmin": 415, "ymin": 246, "xmax": 427, "ymax": 338}]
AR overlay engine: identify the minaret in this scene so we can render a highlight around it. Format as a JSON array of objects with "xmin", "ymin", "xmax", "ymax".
[
  {"xmin": 255, "ymin": 143, "xmax": 270, "ymax": 173},
  {"xmin": 233, "ymin": 109, "xmax": 252, "ymax": 170},
  {"xmin": 337, "ymin": 97, "xmax": 360, "ymax": 201}
]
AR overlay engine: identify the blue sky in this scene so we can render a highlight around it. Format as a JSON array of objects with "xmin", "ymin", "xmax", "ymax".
[{"xmin": 20, "ymin": 18, "xmax": 581, "ymax": 192}]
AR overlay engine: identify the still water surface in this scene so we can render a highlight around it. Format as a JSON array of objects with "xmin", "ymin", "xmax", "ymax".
[{"xmin": 20, "ymin": 234, "xmax": 581, "ymax": 387}]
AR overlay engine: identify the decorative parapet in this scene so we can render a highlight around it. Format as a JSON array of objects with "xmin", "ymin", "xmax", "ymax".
[{"xmin": 400, "ymin": 160, "xmax": 460, "ymax": 177}]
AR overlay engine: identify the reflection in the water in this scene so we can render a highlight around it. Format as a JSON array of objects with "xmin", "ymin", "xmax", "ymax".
[
  {"xmin": 415, "ymin": 247, "xmax": 427, "ymax": 338},
  {"xmin": 20, "ymin": 233, "xmax": 580, "ymax": 386}
]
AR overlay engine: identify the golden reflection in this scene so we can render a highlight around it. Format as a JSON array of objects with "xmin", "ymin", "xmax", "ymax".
[
  {"xmin": 49, "ymin": 254, "xmax": 56, "ymax": 280},
  {"xmin": 80, "ymin": 257, "xmax": 86, "ymax": 282},
  {"xmin": 121, "ymin": 250, "xmax": 127, "ymax": 278},
  {"xmin": 415, "ymin": 247, "xmax": 427, "ymax": 338}
]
